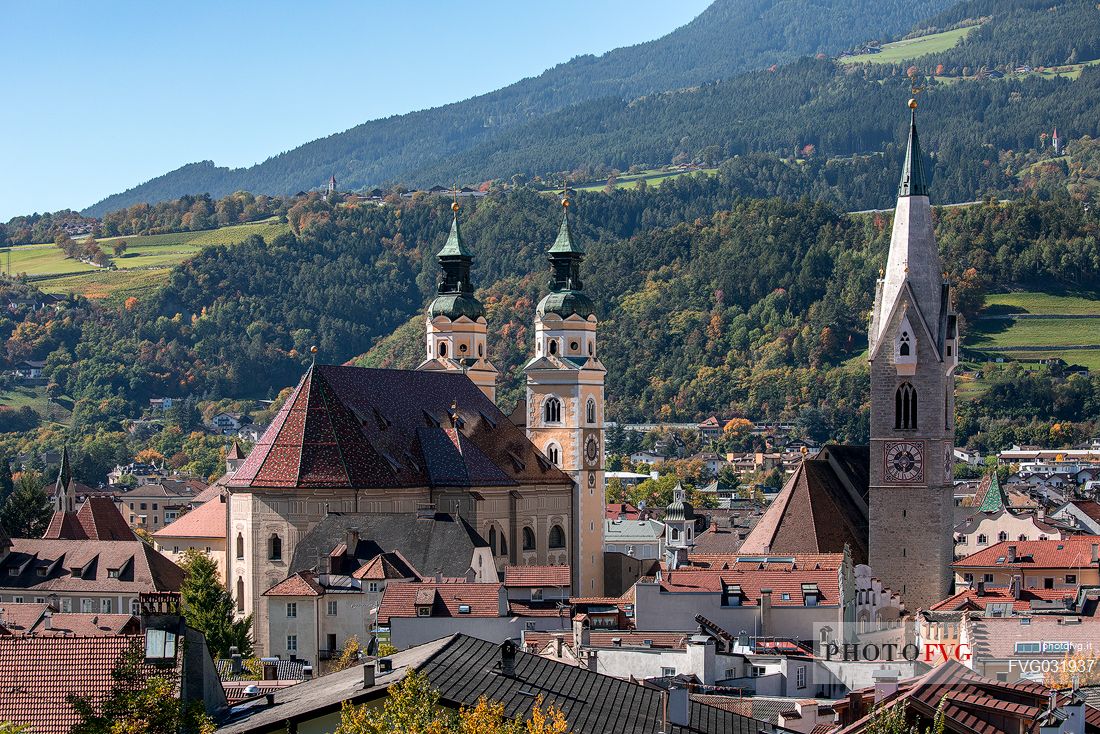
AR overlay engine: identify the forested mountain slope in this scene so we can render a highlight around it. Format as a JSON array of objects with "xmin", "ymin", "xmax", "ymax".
[{"xmin": 83, "ymin": 0, "xmax": 954, "ymax": 215}]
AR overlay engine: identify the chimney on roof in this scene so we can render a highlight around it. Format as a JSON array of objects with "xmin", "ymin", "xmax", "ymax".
[
  {"xmin": 302, "ymin": 665, "xmax": 313, "ymax": 681},
  {"xmin": 846, "ymin": 691, "xmax": 865, "ymax": 723},
  {"xmin": 759, "ymin": 588, "xmax": 773, "ymax": 636},
  {"xmin": 976, "ymin": 581, "xmax": 986, "ymax": 597},
  {"xmin": 1011, "ymin": 575, "xmax": 1022, "ymax": 601},
  {"xmin": 346, "ymin": 529, "xmax": 359, "ymax": 556},
  {"xmin": 362, "ymin": 662, "xmax": 376, "ymax": 689},
  {"xmin": 873, "ymin": 669, "xmax": 900, "ymax": 703},
  {"xmin": 573, "ymin": 616, "xmax": 590, "ymax": 650},
  {"xmin": 42, "ymin": 610, "xmax": 52, "ymax": 630},
  {"xmin": 229, "ymin": 646, "xmax": 243, "ymax": 674},
  {"xmin": 265, "ymin": 693, "xmax": 275, "ymax": 707},
  {"xmin": 262, "ymin": 660, "xmax": 278, "ymax": 681},
  {"xmin": 709, "ymin": 520, "xmax": 718, "ymax": 533},
  {"xmin": 553, "ymin": 633, "xmax": 564, "ymax": 659},
  {"xmin": 1092, "ymin": 544, "xmax": 1099, "ymax": 564},
  {"xmin": 500, "ymin": 640, "xmax": 517, "ymax": 677},
  {"xmin": 585, "ymin": 649, "xmax": 598, "ymax": 671},
  {"xmin": 667, "ymin": 686, "xmax": 690, "ymax": 727},
  {"xmin": 1007, "ymin": 545, "xmax": 1018, "ymax": 563}
]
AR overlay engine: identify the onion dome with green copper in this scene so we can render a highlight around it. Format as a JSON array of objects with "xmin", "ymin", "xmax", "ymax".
[
  {"xmin": 427, "ymin": 202, "xmax": 485, "ymax": 321},
  {"xmin": 665, "ymin": 482, "xmax": 695, "ymax": 522},
  {"xmin": 536, "ymin": 198, "xmax": 596, "ymax": 318},
  {"xmin": 898, "ymin": 99, "xmax": 930, "ymax": 198}
]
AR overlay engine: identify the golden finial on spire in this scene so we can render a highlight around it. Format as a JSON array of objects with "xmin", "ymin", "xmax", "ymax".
[
  {"xmin": 908, "ymin": 98, "xmax": 919, "ymax": 110},
  {"xmin": 451, "ymin": 183, "xmax": 460, "ymax": 212}
]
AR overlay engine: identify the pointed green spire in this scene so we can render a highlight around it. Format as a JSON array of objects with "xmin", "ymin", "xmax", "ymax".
[
  {"xmin": 56, "ymin": 446, "xmax": 72, "ymax": 491},
  {"xmin": 438, "ymin": 209, "xmax": 471, "ymax": 257},
  {"xmin": 548, "ymin": 205, "xmax": 585, "ymax": 255},
  {"xmin": 898, "ymin": 105, "xmax": 930, "ymax": 198},
  {"xmin": 977, "ymin": 472, "xmax": 1007, "ymax": 514}
]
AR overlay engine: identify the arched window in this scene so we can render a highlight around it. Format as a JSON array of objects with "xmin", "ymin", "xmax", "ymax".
[
  {"xmin": 546, "ymin": 444, "xmax": 561, "ymax": 467},
  {"xmin": 438, "ymin": 341, "xmax": 447, "ymax": 357},
  {"xmin": 236, "ymin": 533, "xmax": 244, "ymax": 560},
  {"xmin": 669, "ymin": 527, "xmax": 679, "ymax": 541},
  {"xmin": 586, "ymin": 398, "xmax": 596, "ymax": 424},
  {"xmin": 898, "ymin": 330, "xmax": 911, "ymax": 357},
  {"xmin": 895, "ymin": 382, "xmax": 917, "ymax": 429},
  {"xmin": 488, "ymin": 526, "xmax": 497, "ymax": 555},
  {"xmin": 522, "ymin": 527, "xmax": 536, "ymax": 551},
  {"xmin": 977, "ymin": 534, "xmax": 988, "ymax": 545},
  {"xmin": 998, "ymin": 531, "xmax": 1008, "ymax": 542},
  {"xmin": 549, "ymin": 525, "xmax": 566, "ymax": 549},
  {"xmin": 588, "ymin": 341, "xmax": 594, "ymax": 356},
  {"xmin": 1018, "ymin": 534, "xmax": 1028, "ymax": 541},
  {"xmin": 500, "ymin": 534, "xmax": 508, "ymax": 557},
  {"xmin": 478, "ymin": 344, "xmax": 484, "ymax": 357},
  {"xmin": 543, "ymin": 397, "xmax": 562, "ymax": 424},
  {"xmin": 236, "ymin": 577, "xmax": 245, "ymax": 612},
  {"xmin": 548, "ymin": 340, "xmax": 558, "ymax": 355},
  {"xmin": 269, "ymin": 534, "xmax": 282, "ymax": 561}
]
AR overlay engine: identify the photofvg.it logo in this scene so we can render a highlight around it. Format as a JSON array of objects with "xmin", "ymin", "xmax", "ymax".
[
  {"xmin": 821, "ymin": 640, "xmax": 971, "ymax": 663},
  {"xmin": 808, "ymin": 623, "xmax": 971, "ymax": 691}
]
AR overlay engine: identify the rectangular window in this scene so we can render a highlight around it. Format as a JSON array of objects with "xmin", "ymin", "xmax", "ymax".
[
  {"xmin": 983, "ymin": 574, "xmax": 994, "ymax": 583},
  {"xmin": 417, "ymin": 607, "xmax": 430, "ymax": 617},
  {"xmin": 327, "ymin": 600, "xmax": 338, "ymax": 616},
  {"xmin": 60, "ymin": 598, "xmax": 72, "ymax": 612},
  {"xmin": 1066, "ymin": 574, "xmax": 1077, "ymax": 584},
  {"xmin": 531, "ymin": 588, "xmax": 543, "ymax": 601},
  {"xmin": 101, "ymin": 599, "xmax": 113, "ymax": 613},
  {"xmin": 153, "ymin": 503, "xmax": 158, "ymax": 510},
  {"xmin": 81, "ymin": 599, "xmax": 93, "ymax": 613},
  {"xmin": 107, "ymin": 569, "xmax": 120, "ymax": 579},
  {"xmin": 1014, "ymin": 641, "xmax": 1042, "ymax": 654},
  {"xmin": 286, "ymin": 635, "xmax": 297, "ymax": 652},
  {"xmin": 368, "ymin": 582, "xmax": 380, "ymax": 593},
  {"xmin": 286, "ymin": 602, "xmax": 297, "ymax": 618},
  {"xmin": 796, "ymin": 666, "xmax": 806, "ymax": 689},
  {"xmin": 661, "ymin": 667, "xmax": 676, "ymax": 677},
  {"xmin": 140, "ymin": 503, "xmax": 146, "ymax": 510},
  {"xmin": 131, "ymin": 599, "xmax": 140, "ymax": 615},
  {"xmin": 752, "ymin": 666, "xmax": 766, "ymax": 677},
  {"xmin": 13, "ymin": 596, "xmax": 22, "ymax": 603},
  {"xmin": 327, "ymin": 633, "xmax": 337, "ymax": 653},
  {"xmin": 1044, "ymin": 578, "xmax": 1055, "ymax": 590},
  {"xmin": 173, "ymin": 546, "xmax": 180, "ymax": 554}
]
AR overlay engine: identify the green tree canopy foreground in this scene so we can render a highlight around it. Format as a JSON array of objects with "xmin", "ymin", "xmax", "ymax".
[
  {"xmin": 0, "ymin": 470, "xmax": 51, "ymax": 538},
  {"xmin": 179, "ymin": 548, "xmax": 253, "ymax": 658}
]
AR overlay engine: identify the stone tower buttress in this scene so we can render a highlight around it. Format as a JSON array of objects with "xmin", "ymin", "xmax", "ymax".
[{"xmin": 525, "ymin": 198, "xmax": 606, "ymax": 596}]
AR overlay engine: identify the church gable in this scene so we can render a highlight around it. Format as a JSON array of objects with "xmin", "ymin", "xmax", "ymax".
[{"xmin": 869, "ymin": 281, "xmax": 942, "ymax": 365}]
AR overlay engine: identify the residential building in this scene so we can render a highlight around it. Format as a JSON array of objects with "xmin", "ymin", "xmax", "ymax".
[
  {"xmin": 153, "ymin": 493, "xmax": 228, "ymax": 581},
  {"xmin": 216, "ymin": 634, "xmax": 781, "ymax": 734},
  {"xmin": 115, "ymin": 479, "xmax": 205, "ymax": 533},
  {"xmin": 953, "ymin": 539, "xmax": 1100, "ymax": 592},
  {"xmin": 963, "ymin": 614, "xmax": 1100, "ymax": 682},
  {"xmin": 1051, "ymin": 500, "xmax": 1100, "ymax": 535},
  {"xmin": 603, "ymin": 517, "xmax": 665, "ymax": 560},
  {"xmin": 210, "ymin": 412, "xmax": 245, "ymax": 434}
]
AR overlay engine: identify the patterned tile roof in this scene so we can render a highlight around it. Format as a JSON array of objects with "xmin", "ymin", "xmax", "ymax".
[
  {"xmin": 43, "ymin": 497, "xmax": 134, "ymax": 541},
  {"xmin": 0, "ymin": 539, "xmax": 184, "ymax": 595},
  {"xmin": 0, "ymin": 636, "xmax": 178, "ymax": 734},
  {"xmin": 503, "ymin": 565, "xmax": 571, "ymax": 588},
  {"xmin": 740, "ymin": 445, "xmax": 869, "ymax": 563},
  {"xmin": 376, "ymin": 582, "xmax": 504, "ymax": 624},
  {"xmin": 153, "ymin": 494, "xmax": 226, "ymax": 539},
  {"xmin": 228, "ymin": 365, "xmax": 570, "ymax": 491},
  {"xmin": 953, "ymin": 538, "xmax": 1100, "ymax": 570},
  {"xmin": 352, "ymin": 551, "xmax": 422, "ymax": 581}
]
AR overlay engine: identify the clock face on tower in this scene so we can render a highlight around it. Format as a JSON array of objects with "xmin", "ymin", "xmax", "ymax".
[
  {"xmin": 584, "ymin": 434, "xmax": 600, "ymax": 467},
  {"xmin": 884, "ymin": 440, "xmax": 925, "ymax": 482}
]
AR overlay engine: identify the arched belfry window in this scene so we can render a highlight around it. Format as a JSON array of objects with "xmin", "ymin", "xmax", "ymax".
[
  {"xmin": 236, "ymin": 533, "xmax": 244, "ymax": 560},
  {"xmin": 438, "ymin": 341, "xmax": 447, "ymax": 357},
  {"xmin": 522, "ymin": 527, "xmax": 536, "ymax": 551},
  {"xmin": 269, "ymin": 534, "xmax": 282, "ymax": 561},
  {"xmin": 548, "ymin": 340, "xmax": 558, "ymax": 355},
  {"xmin": 549, "ymin": 525, "xmax": 566, "ymax": 549},
  {"xmin": 545, "ymin": 443, "xmax": 561, "ymax": 467},
  {"xmin": 544, "ymin": 397, "xmax": 562, "ymax": 424},
  {"xmin": 488, "ymin": 526, "xmax": 497, "ymax": 555},
  {"xmin": 236, "ymin": 577, "xmax": 245, "ymax": 612},
  {"xmin": 586, "ymin": 398, "xmax": 596, "ymax": 424},
  {"xmin": 899, "ymin": 330, "xmax": 911, "ymax": 357},
  {"xmin": 895, "ymin": 382, "xmax": 917, "ymax": 430}
]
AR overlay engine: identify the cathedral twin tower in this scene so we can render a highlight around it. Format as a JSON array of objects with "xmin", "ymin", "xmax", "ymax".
[{"xmin": 418, "ymin": 196, "xmax": 607, "ymax": 596}]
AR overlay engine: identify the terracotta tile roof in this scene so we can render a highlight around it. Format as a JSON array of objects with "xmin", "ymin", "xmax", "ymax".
[
  {"xmin": 834, "ymin": 659, "xmax": 1100, "ymax": 734},
  {"xmin": 153, "ymin": 494, "xmax": 226, "ymax": 539},
  {"xmin": 503, "ymin": 565, "xmax": 571, "ymax": 587},
  {"xmin": 0, "ymin": 635, "xmax": 179, "ymax": 734},
  {"xmin": 43, "ymin": 497, "xmax": 134, "ymax": 541},
  {"xmin": 190, "ymin": 484, "xmax": 224, "ymax": 504},
  {"xmin": 263, "ymin": 571, "xmax": 325, "ymax": 597},
  {"xmin": 227, "ymin": 365, "xmax": 571, "ymax": 490},
  {"xmin": 227, "ymin": 440, "xmax": 247, "ymax": 460},
  {"xmin": 930, "ymin": 585, "xmax": 1079, "ymax": 611},
  {"xmin": 653, "ymin": 567, "xmax": 840, "ymax": 607},
  {"xmin": 507, "ymin": 600, "xmax": 568, "ymax": 617},
  {"xmin": 605, "ymin": 503, "xmax": 641, "ymax": 520},
  {"xmin": 352, "ymin": 551, "xmax": 421, "ymax": 580},
  {"xmin": 0, "ymin": 604, "xmax": 139, "ymax": 636},
  {"xmin": 377, "ymin": 582, "xmax": 504, "ymax": 624},
  {"xmin": 686, "ymin": 553, "xmax": 844, "ymax": 571},
  {"xmin": 953, "ymin": 538, "xmax": 1100, "ymax": 570},
  {"xmin": 0, "ymin": 539, "xmax": 183, "ymax": 595},
  {"xmin": 740, "ymin": 445, "xmax": 869, "ymax": 563}
]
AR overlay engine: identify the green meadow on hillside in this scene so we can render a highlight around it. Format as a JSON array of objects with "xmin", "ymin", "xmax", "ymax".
[
  {"xmin": 840, "ymin": 25, "xmax": 979, "ymax": 64},
  {"xmin": 966, "ymin": 290, "xmax": 1100, "ymax": 372},
  {"xmin": 3, "ymin": 218, "xmax": 290, "ymax": 300}
]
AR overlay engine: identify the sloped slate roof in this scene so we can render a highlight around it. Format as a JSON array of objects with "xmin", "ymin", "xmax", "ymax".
[
  {"xmin": 43, "ymin": 497, "xmax": 134, "ymax": 542},
  {"xmin": 740, "ymin": 445, "xmax": 869, "ymax": 563},
  {"xmin": 289, "ymin": 511, "xmax": 487, "ymax": 579},
  {"xmin": 228, "ymin": 365, "xmax": 570, "ymax": 491}
]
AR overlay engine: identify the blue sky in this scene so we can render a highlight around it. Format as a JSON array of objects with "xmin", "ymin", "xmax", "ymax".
[{"xmin": 0, "ymin": 1, "xmax": 711, "ymax": 220}]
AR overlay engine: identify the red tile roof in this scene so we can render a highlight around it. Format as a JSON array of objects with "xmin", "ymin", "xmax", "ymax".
[
  {"xmin": 507, "ymin": 600, "xmax": 568, "ymax": 618},
  {"xmin": 686, "ymin": 553, "xmax": 844, "ymax": 571},
  {"xmin": 228, "ymin": 365, "xmax": 571, "ymax": 490},
  {"xmin": 953, "ymin": 538, "xmax": 1100, "ymax": 570},
  {"xmin": 153, "ymin": 494, "xmax": 226, "ymax": 539},
  {"xmin": 0, "ymin": 604, "xmax": 140, "ymax": 636},
  {"xmin": 377, "ymin": 582, "xmax": 504, "ymax": 624},
  {"xmin": 351, "ymin": 551, "xmax": 421, "ymax": 581},
  {"xmin": 930, "ymin": 585, "xmax": 1079, "ymax": 611},
  {"xmin": 605, "ymin": 503, "xmax": 641, "ymax": 520},
  {"xmin": 653, "ymin": 567, "xmax": 840, "ymax": 607},
  {"xmin": 263, "ymin": 571, "xmax": 325, "ymax": 597},
  {"xmin": 740, "ymin": 446, "xmax": 869, "ymax": 563},
  {"xmin": 0, "ymin": 636, "xmax": 179, "ymax": 734},
  {"xmin": 503, "ymin": 565, "xmax": 571, "ymax": 588},
  {"xmin": 0, "ymin": 539, "xmax": 183, "ymax": 594},
  {"xmin": 43, "ymin": 497, "xmax": 134, "ymax": 541}
]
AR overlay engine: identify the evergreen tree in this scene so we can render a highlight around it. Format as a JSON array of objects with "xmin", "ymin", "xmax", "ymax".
[
  {"xmin": 0, "ymin": 460, "xmax": 14, "ymax": 505},
  {"xmin": 0, "ymin": 471, "xmax": 52, "ymax": 538},
  {"xmin": 179, "ymin": 549, "xmax": 253, "ymax": 657}
]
